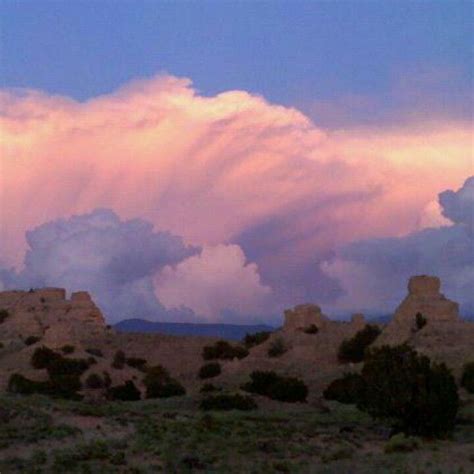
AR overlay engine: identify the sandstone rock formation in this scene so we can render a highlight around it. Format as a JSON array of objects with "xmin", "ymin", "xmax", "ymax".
[
  {"xmin": 0, "ymin": 288, "xmax": 106, "ymax": 349},
  {"xmin": 394, "ymin": 275, "xmax": 459, "ymax": 324},
  {"xmin": 283, "ymin": 304, "xmax": 330, "ymax": 331},
  {"xmin": 0, "ymin": 287, "xmax": 221, "ymax": 393},
  {"xmin": 0, "ymin": 277, "xmax": 472, "ymax": 399},
  {"xmin": 376, "ymin": 275, "xmax": 464, "ymax": 348}
]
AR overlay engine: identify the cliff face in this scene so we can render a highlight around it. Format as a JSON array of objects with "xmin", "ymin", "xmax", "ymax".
[{"xmin": 0, "ymin": 288, "xmax": 106, "ymax": 349}]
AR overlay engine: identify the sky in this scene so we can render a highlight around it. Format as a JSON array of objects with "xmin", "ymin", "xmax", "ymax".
[{"xmin": 0, "ymin": 1, "xmax": 473, "ymax": 324}]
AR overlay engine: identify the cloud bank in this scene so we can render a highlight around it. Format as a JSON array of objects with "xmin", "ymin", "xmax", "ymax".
[
  {"xmin": 0, "ymin": 209, "xmax": 271, "ymax": 323},
  {"xmin": 0, "ymin": 74, "xmax": 472, "ymax": 320},
  {"xmin": 322, "ymin": 177, "xmax": 474, "ymax": 315},
  {"xmin": 155, "ymin": 245, "xmax": 271, "ymax": 322}
]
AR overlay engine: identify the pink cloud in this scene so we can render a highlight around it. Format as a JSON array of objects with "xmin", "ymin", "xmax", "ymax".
[
  {"xmin": 155, "ymin": 244, "xmax": 271, "ymax": 321},
  {"xmin": 1, "ymin": 74, "xmax": 472, "ymax": 278}
]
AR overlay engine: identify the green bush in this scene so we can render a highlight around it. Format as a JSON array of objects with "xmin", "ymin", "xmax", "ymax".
[
  {"xmin": 7, "ymin": 372, "xmax": 81, "ymax": 399},
  {"xmin": 85, "ymin": 348, "xmax": 104, "ymax": 358},
  {"xmin": 358, "ymin": 344, "xmax": 459, "ymax": 437},
  {"xmin": 242, "ymin": 370, "xmax": 308, "ymax": 403},
  {"xmin": 461, "ymin": 362, "xmax": 474, "ymax": 393},
  {"xmin": 7, "ymin": 373, "xmax": 51, "ymax": 395},
  {"xmin": 126, "ymin": 357, "xmax": 147, "ymax": 371},
  {"xmin": 338, "ymin": 324, "xmax": 381, "ymax": 363},
  {"xmin": 49, "ymin": 374, "xmax": 83, "ymax": 398},
  {"xmin": 323, "ymin": 373, "xmax": 365, "ymax": 404},
  {"xmin": 321, "ymin": 446, "xmax": 354, "ymax": 463},
  {"xmin": 107, "ymin": 380, "xmax": 141, "ymax": 401},
  {"xmin": 384, "ymin": 433, "xmax": 421, "ymax": 453},
  {"xmin": 46, "ymin": 356, "xmax": 91, "ymax": 378},
  {"xmin": 24, "ymin": 335, "xmax": 41, "ymax": 346},
  {"xmin": 198, "ymin": 362, "xmax": 222, "ymax": 379},
  {"xmin": 200, "ymin": 383, "xmax": 221, "ymax": 393},
  {"xmin": 31, "ymin": 346, "xmax": 60, "ymax": 369},
  {"xmin": 61, "ymin": 345, "xmax": 75, "ymax": 354},
  {"xmin": 415, "ymin": 312, "xmax": 427, "ymax": 330},
  {"xmin": 243, "ymin": 331, "xmax": 271, "ymax": 348},
  {"xmin": 267, "ymin": 338, "xmax": 287, "ymax": 358},
  {"xmin": 85, "ymin": 373, "xmax": 104, "ymax": 389},
  {"xmin": 143, "ymin": 365, "xmax": 186, "ymax": 398},
  {"xmin": 0, "ymin": 309, "xmax": 9, "ymax": 324},
  {"xmin": 200, "ymin": 393, "xmax": 257, "ymax": 411},
  {"xmin": 30, "ymin": 346, "xmax": 92, "ymax": 398},
  {"xmin": 102, "ymin": 371, "xmax": 112, "ymax": 388},
  {"xmin": 303, "ymin": 324, "xmax": 319, "ymax": 334},
  {"xmin": 112, "ymin": 350, "xmax": 126, "ymax": 369},
  {"xmin": 202, "ymin": 340, "xmax": 249, "ymax": 360}
]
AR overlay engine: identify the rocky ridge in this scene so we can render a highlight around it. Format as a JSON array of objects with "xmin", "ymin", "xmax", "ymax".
[{"xmin": 0, "ymin": 275, "xmax": 473, "ymax": 398}]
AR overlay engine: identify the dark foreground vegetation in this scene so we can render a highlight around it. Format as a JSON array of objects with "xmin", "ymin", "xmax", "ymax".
[
  {"xmin": 326, "ymin": 344, "xmax": 461, "ymax": 437},
  {"xmin": 0, "ymin": 392, "xmax": 473, "ymax": 474}
]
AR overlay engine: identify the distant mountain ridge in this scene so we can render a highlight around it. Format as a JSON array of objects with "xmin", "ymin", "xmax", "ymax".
[{"xmin": 114, "ymin": 318, "xmax": 276, "ymax": 341}]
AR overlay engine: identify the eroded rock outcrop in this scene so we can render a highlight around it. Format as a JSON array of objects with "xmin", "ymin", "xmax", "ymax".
[
  {"xmin": 0, "ymin": 288, "xmax": 106, "ymax": 349},
  {"xmin": 394, "ymin": 275, "xmax": 459, "ymax": 324},
  {"xmin": 283, "ymin": 304, "xmax": 330, "ymax": 331},
  {"xmin": 376, "ymin": 275, "xmax": 461, "ymax": 346}
]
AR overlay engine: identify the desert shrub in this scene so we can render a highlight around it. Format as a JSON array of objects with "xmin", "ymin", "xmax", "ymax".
[
  {"xmin": 200, "ymin": 383, "xmax": 221, "ymax": 393},
  {"xmin": 49, "ymin": 374, "xmax": 83, "ymax": 398},
  {"xmin": 61, "ymin": 344, "xmax": 75, "ymax": 354},
  {"xmin": 85, "ymin": 348, "xmax": 104, "ymax": 358},
  {"xmin": 30, "ymin": 346, "xmax": 92, "ymax": 398},
  {"xmin": 24, "ymin": 335, "xmax": 41, "ymax": 346},
  {"xmin": 243, "ymin": 331, "xmax": 271, "ymax": 348},
  {"xmin": 415, "ymin": 312, "xmax": 427, "ymax": 330},
  {"xmin": 321, "ymin": 446, "xmax": 354, "ymax": 463},
  {"xmin": 107, "ymin": 380, "xmax": 141, "ymax": 401},
  {"xmin": 384, "ymin": 433, "xmax": 421, "ymax": 453},
  {"xmin": 461, "ymin": 362, "xmax": 474, "ymax": 393},
  {"xmin": 102, "ymin": 371, "xmax": 112, "ymax": 388},
  {"xmin": 267, "ymin": 338, "xmax": 288, "ymax": 358},
  {"xmin": 143, "ymin": 365, "xmax": 186, "ymax": 398},
  {"xmin": 85, "ymin": 373, "xmax": 104, "ymax": 389},
  {"xmin": 358, "ymin": 344, "xmax": 459, "ymax": 437},
  {"xmin": 198, "ymin": 362, "xmax": 222, "ymax": 379},
  {"xmin": 338, "ymin": 324, "xmax": 381, "ymax": 363},
  {"xmin": 112, "ymin": 350, "xmax": 126, "ymax": 369},
  {"xmin": 126, "ymin": 357, "xmax": 147, "ymax": 371},
  {"xmin": 0, "ymin": 309, "xmax": 9, "ymax": 324},
  {"xmin": 31, "ymin": 346, "xmax": 61, "ymax": 369},
  {"xmin": 7, "ymin": 372, "xmax": 81, "ymax": 399},
  {"xmin": 200, "ymin": 394, "xmax": 257, "ymax": 411},
  {"xmin": 303, "ymin": 324, "xmax": 319, "ymax": 334},
  {"xmin": 46, "ymin": 357, "xmax": 90, "ymax": 398},
  {"xmin": 323, "ymin": 373, "xmax": 365, "ymax": 404},
  {"xmin": 7, "ymin": 373, "xmax": 51, "ymax": 395},
  {"xmin": 242, "ymin": 370, "xmax": 308, "ymax": 403},
  {"xmin": 46, "ymin": 356, "xmax": 90, "ymax": 378},
  {"xmin": 202, "ymin": 340, "xmax": 249, "ymax": 360}
]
